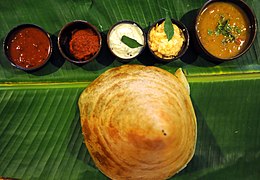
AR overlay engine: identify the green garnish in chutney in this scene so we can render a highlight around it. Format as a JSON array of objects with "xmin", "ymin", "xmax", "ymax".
[
  {"xmin": 121, "ymin": 35, "xmax": 143, "ymax": 48},
  {"xmin": 164, "ymin": 12, "xmax": 174, "ymax": 41}
]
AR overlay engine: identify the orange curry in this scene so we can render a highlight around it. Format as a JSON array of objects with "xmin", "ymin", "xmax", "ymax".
[{"xmin": 196, "ymin": 2, "xmax": 250, "ymax": 59}]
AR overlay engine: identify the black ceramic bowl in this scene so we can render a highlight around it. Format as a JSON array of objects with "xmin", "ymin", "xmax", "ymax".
[
  {"xmin": 147, "ymin": 18, "xmax": 190, "ymax": 62},
  {"xmin": 107, "ymin": 20, "xmax": 146, "ymax": 63},
  {"xmin": 194, "ymin": 0, "xmax": 257, "ymax": 62},
  {"xmin": 3, "ymin": 24, "xmax": 52, "ymax": 71},
  {"xmin": 58, "ymin": 20, "xmax": 102, "ymax": 64}
]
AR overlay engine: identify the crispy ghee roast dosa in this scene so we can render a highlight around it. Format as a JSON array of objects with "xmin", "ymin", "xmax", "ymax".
[{"xmin": 78, "ymin": 65, "xmax": 197, "ymax": 179}]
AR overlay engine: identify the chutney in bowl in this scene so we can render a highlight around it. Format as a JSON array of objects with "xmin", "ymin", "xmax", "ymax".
[
  {"xmin": 58, "ymin": 20, "xmax": 102, "ymax": 64},
  {"xmin": 147, "ymin": 18, "xmax": 189, "ymax": 62},
  {"xmin": 195, "ymin": 0, "xmax": 257, "ymax": 61},
  {"xmin": 107, "ymin": 20, "xmax": 146, "ymax": 63},
  {"xmin": 3, "ymin": 24, "xmax": 52, "ymax": 71}
]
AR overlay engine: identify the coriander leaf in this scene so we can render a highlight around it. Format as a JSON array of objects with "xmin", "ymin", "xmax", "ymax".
[
  {"xmin": 234, "ymin": 26, "xmax": 242, "ymax": 34},
  {"xmin": 164, "ymin": 12, "xmax": 174, "ymax": 41},
  {"xmin": 121, "ymin": 35, "xmax": 143, "ymax": 48},
  {"xmin": 215, "ymin": 28, "xmax": 221, "ymax": 36},
  {"xmin": 223, "ymin": 19, "xmax": 229, "ymax": 29},
  {"xmin": 208, "ymin": 29, "xmax": 213, "ymax": 35},
  {"xmin": 211, "ymin": 15, "xmax": 242, "ymax": 44}
]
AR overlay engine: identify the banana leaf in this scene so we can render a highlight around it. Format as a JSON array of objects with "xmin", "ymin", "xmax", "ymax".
[{"xmin": 0, "ymin": 0, "xmax": 259, "ymax": 179}]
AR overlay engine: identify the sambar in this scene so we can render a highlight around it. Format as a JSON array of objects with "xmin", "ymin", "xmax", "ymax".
[{"xmin": 196, "ymin": 2, "xmax": 251, "ymax": 59}]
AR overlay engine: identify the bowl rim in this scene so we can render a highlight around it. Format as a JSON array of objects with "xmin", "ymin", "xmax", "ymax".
[
  {"xmin": 147, "ymin": 18, "xmax": 190, "ymax": 62},
  {"xmin": 57, "ymin": 20, "xmax": 102, "ymax": 64},
  {"xmin": 3, "ymin": 23, "xmax": 53, "ymax": 71},
  {"xmin": 106, "ymin": 20, "xmax": 146, "ymax": 62},
  {"xmin": 194, "ymin": 0, "xmax": 258, "ymax": 62}
]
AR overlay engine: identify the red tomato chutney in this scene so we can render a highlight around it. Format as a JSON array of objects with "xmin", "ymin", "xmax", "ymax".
[{"xmin": 6, "ymin": 26, "xmax": 51, "ymax": 69}]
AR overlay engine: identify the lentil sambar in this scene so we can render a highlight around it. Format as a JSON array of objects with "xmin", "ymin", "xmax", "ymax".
[{"xmin": 196, "ymin": 2, "xmax": 251, "ymax": 59}]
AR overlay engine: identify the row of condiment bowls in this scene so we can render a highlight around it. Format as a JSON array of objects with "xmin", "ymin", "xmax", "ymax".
[
  {"xmin": 3, "ymin": 0, "xmax": 257, "ymax": 71},
  {"xmin": 2, "ymin": 18, "xmax": 188, "ymax": 71}
]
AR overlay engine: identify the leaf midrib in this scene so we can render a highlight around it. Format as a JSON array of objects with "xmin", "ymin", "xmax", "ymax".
[{"xmin": 0, "ymin": 72, "xmax": 260, "ymax": 90}]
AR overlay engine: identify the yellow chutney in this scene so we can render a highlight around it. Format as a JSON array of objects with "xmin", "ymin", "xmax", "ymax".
[{"xmin": 196, "ymin": 2, "xmax": 250, "ymax": 59}]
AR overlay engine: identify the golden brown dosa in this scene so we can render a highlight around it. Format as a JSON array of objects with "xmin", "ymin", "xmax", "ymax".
[{"xmin": 78, "ymin": 65, "xmax": 196, "ymax": 179}]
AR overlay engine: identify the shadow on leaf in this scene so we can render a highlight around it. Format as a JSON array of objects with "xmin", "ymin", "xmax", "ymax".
[{"xmin": 174, "ymin": 101, "xmax": 226, "ymax": 179}]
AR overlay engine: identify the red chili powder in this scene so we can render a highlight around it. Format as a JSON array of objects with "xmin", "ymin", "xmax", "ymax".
[{"xmin": 69, "ymin": 29, "xmax": 100, "ymax": 60}]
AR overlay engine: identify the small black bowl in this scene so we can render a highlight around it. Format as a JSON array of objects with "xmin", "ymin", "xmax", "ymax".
[
  {"xmin": 58, "ymin": 20, "xmax": 102, "ymax": 64},
  {"xmin": 194, "ymin": 0, "xmax": 257, "ymax": 62},
  {"xmin": 107, "ymin": 20, "xmax": 146, "ymax": 63},
  {"xmin": 3, "ymin": 24, "xmax": 52, "ymax": 71},
  {"xmin": 147, "ymin": 18, "xmax": 190, "ymax": 62}
]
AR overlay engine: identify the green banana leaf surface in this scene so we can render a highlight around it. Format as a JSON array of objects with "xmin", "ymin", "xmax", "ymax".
[{"xmin": 0, "ymin": 0, "xmax": 260, "ymax": 179}]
